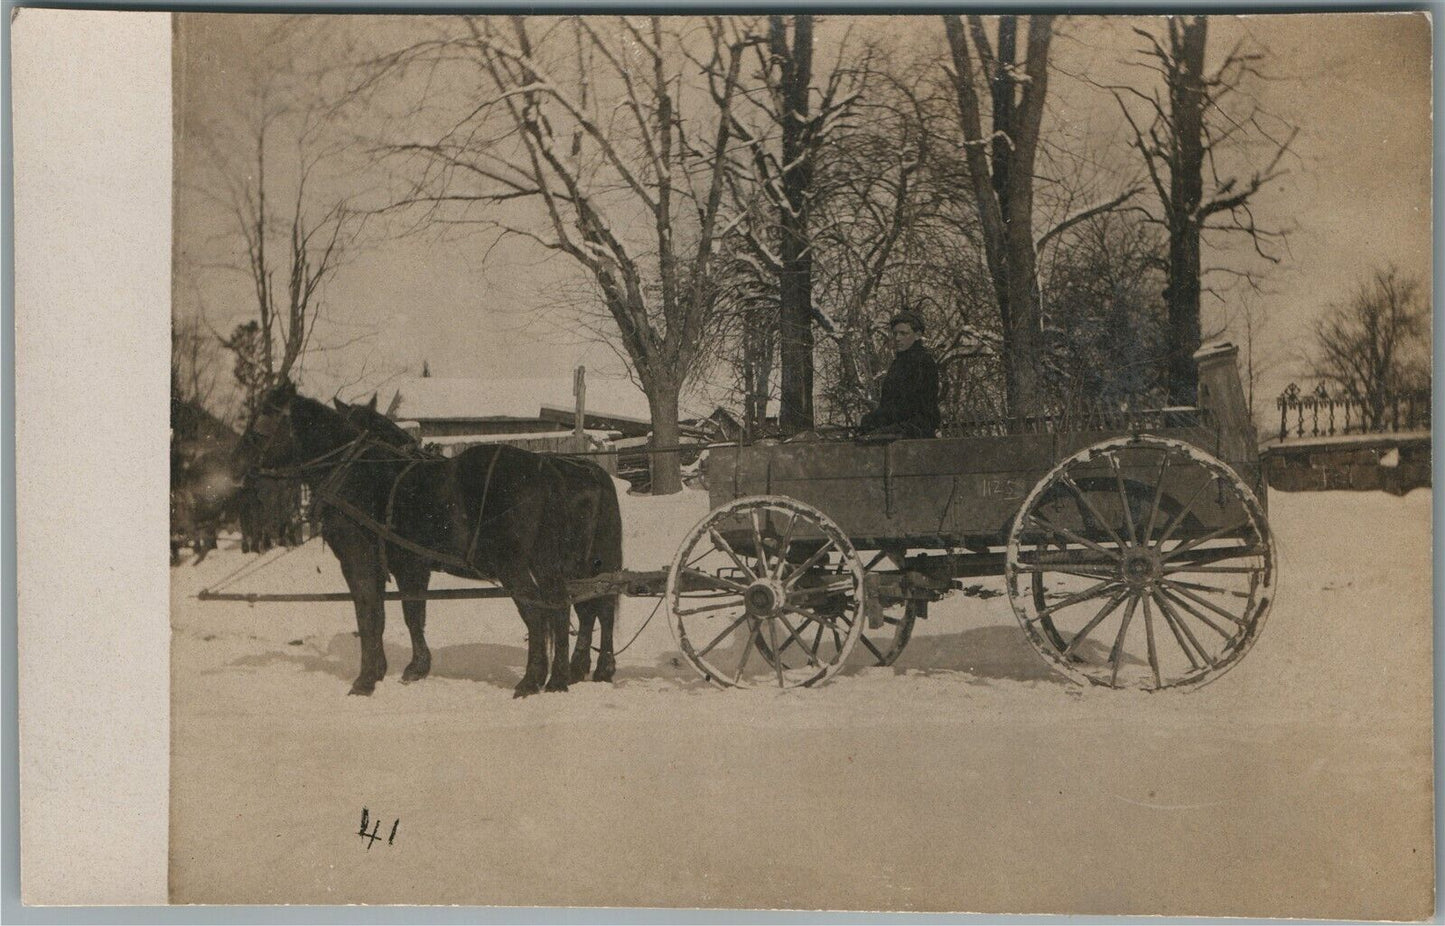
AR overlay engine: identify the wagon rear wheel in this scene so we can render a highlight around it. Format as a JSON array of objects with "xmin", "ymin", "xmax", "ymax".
[
  {"xmin": 667, "ymin": 496, "xmax": 866, "ymax": 689},
  {"xmin": 1006, "ymin": 436, "xmax": 1275, "ymax": 691}
]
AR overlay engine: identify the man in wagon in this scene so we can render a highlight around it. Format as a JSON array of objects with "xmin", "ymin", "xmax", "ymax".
[{"xmin": 858, "ymin": 310, "xmax": 941, "ymax": 440}]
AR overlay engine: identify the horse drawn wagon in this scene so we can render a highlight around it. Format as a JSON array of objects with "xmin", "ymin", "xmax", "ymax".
[
  {"xmin": 198, "ymin": 343, "xmax": 1274, "ymax": 696},
  {"xmin": 660, "ymin": 342, "xmax": 1273, "ymax": 691}
]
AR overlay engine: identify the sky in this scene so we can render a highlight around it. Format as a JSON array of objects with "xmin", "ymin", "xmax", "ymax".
[{"xmin": 173, "ymin": 12, "xmax": 1433, "ymax": 422}]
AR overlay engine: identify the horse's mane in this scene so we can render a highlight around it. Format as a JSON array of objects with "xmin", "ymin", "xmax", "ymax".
[{"xmin": 334, "ymin": 397, "xmax": 426, "ymax": 452}]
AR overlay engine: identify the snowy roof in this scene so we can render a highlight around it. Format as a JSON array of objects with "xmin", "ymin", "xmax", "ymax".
[
  {"xmin": 1193, "ymin": 341, "xmax": 1238, "ymax": 361},
  {"xmin": 386, "ymin": 376, "xmax": 652, "ymax": 422},
  {"xmin": 423, "ymin": 430, "xmax": 620, "ymax": 445}
]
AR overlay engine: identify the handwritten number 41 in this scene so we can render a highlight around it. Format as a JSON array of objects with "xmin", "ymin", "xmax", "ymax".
[{"xmin": 358, "ymin": 807, "xmax": 399, "ymax": 850}]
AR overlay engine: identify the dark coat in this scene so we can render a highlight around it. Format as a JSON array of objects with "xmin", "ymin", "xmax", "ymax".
[{"xmin": 860, "ymin": 342, "xmax": 941, "ymax": 437}]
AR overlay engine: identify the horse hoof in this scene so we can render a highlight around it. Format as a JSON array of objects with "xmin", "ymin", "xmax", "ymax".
[
  {"xmin": 513, "ymin": 682, "xmax": 542, "ymax": 699},
  {"xmin": 401, "ymin": 663, "xmax": 430, "ymax": 684},
  {"xmin": 569, "ymin": 659, "xmax": 591, "ymax": 684},
  {"xmin": 593, "ymin": 656, "xmax": 616, "ymax": 683},
  {"xmin": 348, "ymin": 681, "xmax": 376, "ymax": 696},
  {"xmin": 546, "ymin": 679, "xmax": 570, "ymax": 693}
]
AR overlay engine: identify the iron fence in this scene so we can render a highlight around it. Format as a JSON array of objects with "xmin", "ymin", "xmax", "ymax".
[{"xmin": 1275, "ymin": 382, "xmax": 1431, "ymax": 441}]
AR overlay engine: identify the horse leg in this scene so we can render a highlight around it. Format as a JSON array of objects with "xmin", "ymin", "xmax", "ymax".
[
  {"xmin": 592, "ymin": 593, "xmax": 618, "ymax": 683},
  {"xmin": 392, "ymin": 557, "xmax": 432, "ymax": 683},
  {"xmin": 569, "ymin": 602, "xmax": 594, "ymax": 683},
  {"xmin": 335, "ymin": 541, "xmax": 388, "ymax": 696},
  {"xmin": 510, "ymin": 601, "xmax": 550, "ymax": 698},
  {"xmin": 544, "ymin": 601, "xmax": 572, "ymax": 693},
  {"xmin": 572, "ymin": 595, "xmax": 618, "ymax": 682}
]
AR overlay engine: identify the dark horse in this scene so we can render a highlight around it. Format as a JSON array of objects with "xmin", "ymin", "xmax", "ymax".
[{"xmin": 229, "ymin": 380, "xmax": 623, "ymax": 697}]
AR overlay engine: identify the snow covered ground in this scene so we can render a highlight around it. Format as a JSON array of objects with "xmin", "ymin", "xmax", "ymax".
[{"xmin": 169, "ymin": 487, "xmax": 1434, "ymax": 917}]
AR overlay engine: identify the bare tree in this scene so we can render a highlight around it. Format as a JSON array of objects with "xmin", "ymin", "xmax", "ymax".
[
  {"xmin": 767, "ymin": 15, "xmax": 818, "ymax": 433},
  {"xmin": 181, "ymin": 16, "xmax": 369, "ymax": 396},
  {"xmin": 362, "ymin": 16, "xmax": 756, "ymax": 494},
  {"xmin": 1040, "ymin": 211, "xmax": 1171, "ymax": 414},
  {"xmin": 1111, "ymin": 16, "xmax": 1298, "ymax": 404},
  {"xmin": 717, "ymin": 16, "xmax": 870, "ymax": 433},
  {"xmin": 1310, "ymin": 266, "xmax": 1430, "ymax": 430},
  {"xmin": 941, "ymin": 14, "xmax": 1056, "ymax": 421},
  {"xmin": 171, "ymin": 312, "xmax": 226, "ymax": 417}
]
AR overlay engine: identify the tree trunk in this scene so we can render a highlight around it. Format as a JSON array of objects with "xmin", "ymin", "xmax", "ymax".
[
  {"xmin": 1004, "ymin": 209, "xmax": 1045, "ymax": 419},
  {"xmin": 1165, "ymin": 16, "xmax": 1207, "ymax": 405},
  {"xmin": 646, "ymin": 381, "xmax": 684, "ymax": 496},
  {"xmin": 775, "ymin": 15, "xmax": 815, "ymax": 434},
  {"xmin": 943, "ymin": 14, "xmax": 1053, "ymax": 427}
]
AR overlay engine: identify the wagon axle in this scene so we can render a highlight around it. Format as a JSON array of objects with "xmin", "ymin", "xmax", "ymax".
[{"xmin": 1121, "ymin": 549, "xmax": 1163, "ymax": 588}]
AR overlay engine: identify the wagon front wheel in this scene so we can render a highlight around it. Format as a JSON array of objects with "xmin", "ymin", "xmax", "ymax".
[
  {"xmin": 1006, "ymin": 436, "xmax": 1275, "ymax": 691},
  {"xmin": 666, "ymin": 496, "xmax": 867, "ymax": 689}
]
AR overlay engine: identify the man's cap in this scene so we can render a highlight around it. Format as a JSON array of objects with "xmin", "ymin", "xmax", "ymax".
[{"xmin": 889, "ymin": 311, "xmax": 925, "ymax": 333}]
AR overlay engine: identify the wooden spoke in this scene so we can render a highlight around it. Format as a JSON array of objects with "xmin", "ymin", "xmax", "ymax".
[
  {"xmin": 678, "ymin": 568, "xmax": 751, "ymax": 595},
  {"xmin": 1160, "ymin": 589, "xmax": 1234, "ymax": 642},
  {"xmin": 1163, "ymin": 580, "xmax": 1248, "ymax": 628},
  {"xmin": 695, "ymin": 613, "xmax": 752, "ymax": 659},
  {"xmin": 763, "ymin": 619, "xmax": 786, "ymax": 687},
  {"xmin": 782, "ymin": 540, "xmax": 838, "ymax": 589},
  {"xmin": 782, "ymin": 605, "xmax": 847, "ymax": 637},
  {"xmin": 858, "ymin": 633, "xmax": 885, "ymax": 663},
  {"xmin": 1143, "ymin": 595, "xmax": 1162, "ymax": 688},
  {"xmin": 1108, "ymin": 594, "xmax": 1140, "ymax": 686},
  {"xmin": 749, "ymin": 508, "xmax": 771, "ymax": 578},
  {"xmin": 708, "ymin": 528, "xmax": 757, "ymax": 581},
  {"xmin": 1061, "ymin": 588, "xmax": 1130, "ymax": 658},
  {"xmin": 789, "ymin": 580, "xmax": 858, "ymax": 599},
  {"xmin": 684, "ymin": 544, "xmax": 713, "ymax": 570},
  {"xmin": 732, "ymin": 620, "xmax": 762, "ymax": 684},
  {"xmin": 1153, "ymin": 591, "xmax": 1216, "ymax": 667},
  {"xmin": 1152, "ymin": 477, "xmax": 1210, "ymax": 551},
  {"xmin": 771, "ymin": 511, "xmax": 799, "ymax": 580},
  {"xmin": 1017, "ymin": 549, "xmax": 1119, "ymax": 568},
  {"xmin": 774, "ymin": 614, "xmax": 819, "ymax": 667},
  {"xmin": 1034, "ymin": 578, "xmax": 1124, "ymax": 620},
  {"xmin": 1014, "ymin": 563, "xmax": 1119, "ymax": 581},
  {"xmin": 1060, "ymin": 473, "xmax": 1129, "ymax": 550},
  {"xmin": 1029, "ymin": 513, "xmax": 1124, "ymax": 562},
  {"xmin": 1151, "ymin": 590, "xmax": 1205, "ymax": 671},
  {"xmin": 1161, "ymin": 564, "xmax": 1262, "ymax": 577},
  {"xmin": 1160, "ymin": 584, "xmax": 1241, "ymax": 636},
  {"xmin": 862, "ymin": 550, "xmax": 891, "ymax": 571},
  {"xmin": 1141, "ymin": 449, "xmax": 1172, "ymax": 542},
  {"xmin": 675, "ymin": 598, "xmax": 747, "ymax": 618},
  {"xmin": 1021, "ymin": 556, "xmax": 1120, "ymax": 570},
  {"xmin": 1161, "ymin": 520, "xmax": 1255, "ymax": 562},
  {"xmin": 1108, "ymin": 453, "xmax": 1139, "ymax": 546},
  {"xmin": 1163, "ymin": 577, "xmax": 1251, "ymax": 599}
]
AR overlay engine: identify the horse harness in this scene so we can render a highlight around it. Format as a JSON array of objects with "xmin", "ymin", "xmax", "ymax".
[{"xmin": 258, "ymin": 429, "xmax": 594, "ymax": 605}]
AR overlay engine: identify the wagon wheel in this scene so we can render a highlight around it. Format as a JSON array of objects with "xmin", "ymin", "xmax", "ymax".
[
  {"xmin": 666, "ymin": 496, "xmax": 867, "ymax": 689},
  {"xmin": 1006, "ymin": 436, "xmax": 1275, "ymax": 691},
  {"xmin": 855, "ymin": 600, "xmax": 921, "ymax": 668},
  {"xmin": 848, "ymin": 549, "xmax": 920, "ymax": 667},
  {"xmin": 756, "ymin": 552, "xmax": 921, "ymax": 671}
]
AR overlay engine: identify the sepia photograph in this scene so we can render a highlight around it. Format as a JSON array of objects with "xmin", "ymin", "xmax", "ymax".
[{"xmin": 18, "ymin": 7, "xmax": 1435, "ymax": 917}]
